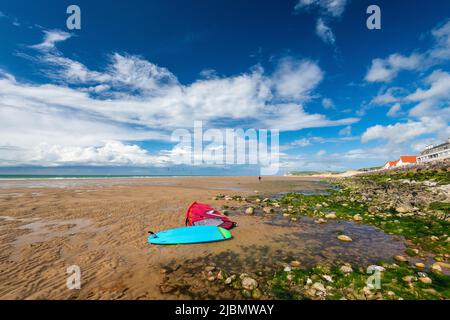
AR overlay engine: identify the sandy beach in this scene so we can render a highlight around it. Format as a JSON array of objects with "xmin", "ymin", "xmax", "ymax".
[{"xmin": 0, "ymin": 176, "xmax": 412, "ymax": 299}]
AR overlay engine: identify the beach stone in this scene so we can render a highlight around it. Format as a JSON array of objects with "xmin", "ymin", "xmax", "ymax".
[
  {"xmin": 402, "ymin": 276, "xmax": 415, "ymax": 283},
  {"xmin": 251, "ymin": 288, "xmax": 262, "ymax": 299},
  {"xmin": 312, "ymin": 282, "xmax": 326, "ymax": 294},
  {"xmin": 263, "ymin": 207, "xmax": 273, "ymax": 214},
  {"xmin": 394, "ymin": 255, "xmax": 407, "ymax": 262},
  {"xmin": 419, "ymin": 277, "xmax": 432, "ymax": 284},
  {"xmin": 415, "ymin": 263, "xmax": 425, "ymax": 269},
  {"xmin": 241, "ymin": 289, "xmax": 252, "ymax": 298},
  {"xmin": 340, "ymin": 265, "xmax": 353, "ymax": 274},
  {"xmin": 241, "ymin": 277, "xmax": 258, "ymax": 291},
  {"xmin": 245, "ymin": 207, "xmax": 254, "ymax": 215},
  {"xmin": 337, "ymin": 235, "xmax": 353, "ymax": 242},
  {"xmin": 290, "ymin": 260, "xmax": 301, "ymax": 267},
  {"xmin": 431, "ymin": 263, "xmax": 442, "ymax": 273},
  {"xmin": 325, "ymin": 212, "xmax": 337, "ymax": 219},
  {"xmin": 283, "ymin": 266, "xmax": 292, "ymax": 272},
  {"xmin": 353, "ymin": 214, "xmax": 363, "ymax": 222},
  {"xmin": 225, "ymin": 275, "xmax": 236, "ymax": 285}
]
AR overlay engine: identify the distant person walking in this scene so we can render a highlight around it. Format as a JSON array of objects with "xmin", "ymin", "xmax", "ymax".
[{"xmin": 258, "ymin": 176, "xmax": 262, "ymax": 182}]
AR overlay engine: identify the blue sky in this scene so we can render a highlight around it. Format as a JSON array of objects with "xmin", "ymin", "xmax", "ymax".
[{"xmin": 0, "ymin": 0, "xmax": 449, "ymax": 174}]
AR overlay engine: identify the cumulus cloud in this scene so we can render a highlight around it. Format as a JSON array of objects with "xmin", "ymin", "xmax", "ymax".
[
  {"xmin": 365, "ymin": 19, "xmax": 450, "ymax": 82},
  {"xmin": 272, "ymin": 58, "xmax": 324, "ymax": 101},
  {"xmin": 0, "ymin": 30, "xmax": 359, "ymax": 166}
]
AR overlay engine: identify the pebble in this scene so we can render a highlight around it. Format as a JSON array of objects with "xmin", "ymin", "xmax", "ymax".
[
  {"xmin": 225, "ymin": 275, "xmax": 236, "ymax": 285},
  {"xmin": 430, "ymin": 263, "xmax": 442, "ymax": 273},
  {"xmin": 340, "ymin": 265, "xmax": 353, "ymax": 274},
  {"xmin": 337, "ymin": 235, "xmax": 353, "ymax": 242},
  {"xmin": 415, "ymin": 263, "xmax": 425, "ymax": 269},
  {"xmin": 419, "ymin": 277, "xmax": 432, "ymax": 284},
  {"xmin": 325, "ymin": 213, "xmax": 337, "ymax": 219},
  {"xmin": 430, "ymin": 236, "xmax": 439, "ymax": 241},
  {"xmin": 312, "ymin": 282, "xmax": 326, "ymax": 293},
  {"xmin": 205, "ymin": 266, "xmax": 215, "ymax": 272},
  {"xmin": 251, "ymin": 288, "xmax": 262, "ymax": 299},
  {"xmin": 353, "ymin": 214, "xmax": 363, "ymax": 222},
  {"xmin": 241, "ymin": 277, "xmax": 258, "ymax": 291},
  {"xmin": 283, "ymin": 266, "xmax": 292, "ymax": 272},
  {"xmin": 322, "ymin": 275, "xmax": 333, "ymax": 283},
  {"xmin": 315, "ymin": 218, "xmax": 326, "ymax": 224},
  {"xmin": 290, "ymin": 260, "xmax": 301, "ymax": 267},
  {"xmin": 245, "ymin": 207, "xmax": 254, "ymax": 215},
  {"xmin": 394, "ymin": 255, "xmax": 407, "ymax": 262},
  {"xmin": 263, "ymin": 207, "xmax": 273, "ymax": 214}
]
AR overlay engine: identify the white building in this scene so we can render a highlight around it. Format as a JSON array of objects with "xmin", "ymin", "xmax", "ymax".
[{"xmin": 417, "ymin": 139, "xmax": 450, "ymax": 163}]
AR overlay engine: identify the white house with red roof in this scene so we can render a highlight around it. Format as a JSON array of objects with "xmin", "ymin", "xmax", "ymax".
[{"xmin": 382, "ymin": 156, "xmax": 417, "ymax": 170}]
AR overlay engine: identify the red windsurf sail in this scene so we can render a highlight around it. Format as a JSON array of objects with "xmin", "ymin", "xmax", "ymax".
[{"xmin": 185, "ymin": 202, "xmax": 236, "ymax": 230}]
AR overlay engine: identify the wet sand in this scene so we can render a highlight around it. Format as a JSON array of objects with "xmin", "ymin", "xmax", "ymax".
[{"xmin": 0, "ymin": 176, "xmax": 405, "ymax": 299}]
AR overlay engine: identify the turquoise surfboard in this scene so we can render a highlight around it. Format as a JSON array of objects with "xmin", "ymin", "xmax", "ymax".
[{"xmin": 148, "ymin": 226, "xmax": 232, "ymax": 245}]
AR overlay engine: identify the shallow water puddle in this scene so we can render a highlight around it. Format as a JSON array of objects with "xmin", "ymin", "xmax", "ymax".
[{"xmin": 0, "ymin": 215, "xmax": 102, "ymax": 246}]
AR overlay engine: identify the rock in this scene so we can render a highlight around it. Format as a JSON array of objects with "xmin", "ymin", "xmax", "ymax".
[
  {"xmin": 315, "ymin": 218, "xmax": 326, "ymax": 224},
  {"xmin": 415, "ymin": 263, "xmax": 425, "ymax": 269},
  {"xmin": 207, "ymin": 276, "xmax": 216, "ymax": 282},
  {"xmin": 290, "ymin": 260, "xmax": 301, "ymax": 267},
  {"xmin": 262, "ymin": 198, "xmax": 270, "ymax": 202},
  {"xmin": 395, "ymin": 206, "xmax": 411, "ymax": 213},
  {"xmin": 419, "ymin": 277, "xmax": 432, "ymax": 284},
  {"xmin": 353, "ymin": 214, "xmax": 363, "ymax": 222},
  {"xmin": 245, "ymin": 207, "xmax": 254, "ymax": 215},
  {"xmin": 159, "ymin": 284, "xmax": 176, "ymax": 294},
  {"xmin": 225, "ymin": 275, "xmax": 236, "ymax": 285},
  {"xmin": 283, "ymin": 266, "xmax": 292, "ymax": 272},
  {"xmin": 394, "ymin": 255, "xmax": 407, "ymax": 262},
  {"xmin": 255, "ymin": 198, "xmax": 261, "ymax": 203},
  {"xmin": 325, "ymin": 212, "xmax": 337, "ymax": 219},
  {"xmin": 217, "ymin": 270, "xmax": 224, "ymax": 280},
  {"xmin": 205, "ymin": 266, "xmax": 215, "ymax": 272},
  {"xmin": 251, "ymin": 288, "xmax": 262, "ymax": 299},
  {"xmin": 291, "ymin": 217, "xmax": 297, "ymax": 221},
  {"xmin": 241, "ymin": 289, "xmax": 252, "ymax": 298},
  {"xmin": 306, "ymin": 278, "xmax": 313, "ymax": 285},
  {"xmin": 431, "ymin": 263, "xmax": 443, "ymax": 273},
  {"xmin": 402, "ymin": 276, "xmax": 415, "ymax": 283},
  {"xmin": 224, "ymin": 196, "xmax": 233, "ymax": 201},
  {"xmin": 430, "ymin": 236, "xmax": 439, "ymax": 241},
  {"xmin": 263, "ymin": 207, "xmax": 273, "ymax": 214},
  {"xmin": 239, "ymin": 273, "xmax": 249, "ymax": 280},
  {"xmin": 241, "ymin": 277, "xmax": 258, "ymax": 291},
  {"xmin": 312, "ymin": 282, "xmax": 326, "ymax": 293},
  {"xmin": 340, "ymin": 265, "xmax": 353, "ymax": 274},
  {"xmin": 337, "ymin": 235, "xmax": 353, "ymax": 242},
  {"xmin": 322, "ymin": 275, "xmax": 333, "ymax": 283}
]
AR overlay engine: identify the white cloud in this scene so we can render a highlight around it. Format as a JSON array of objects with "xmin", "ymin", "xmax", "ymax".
[
  {"xmin": 322, "ymin": 97, "xmax": 334, "ymax": 109},
  {"xmin": 295, "ymin": 0, "xmax": 349, "ymax": 18},
  {"xmin": 28, "ymin": 141, "xmax": 169, "ymax": 166},
  {"xmin": 387, "ymin": 103, "xmax": 401, "ymax": 117},
  {"xmin": 316, "ymin": 18, "xmax": 336, "ymax": 44},
  {"xmin": 0, "ymin": 30, "xmax": 360, "ymax": 166},
  {"xmin": 272, "ymin": 58, "xmax": 324, "ymax": 101},
  {"xmin": 339, "ymin": 125, "xmax": 351, "ymax": 136},
  {"xmin": 365, "ymin": 54, "xmax": 423, "ymax": 83},
  {"xmin": 365, "ymin": 19, "xmax": 450, "ymax": 82},
  {"xmin": 294, "ymin": 0, "xmax": 349, "ymax": 44},
  {"xmin": 31, "ymin": 30, "xmax": 72, "ymax": 51}
]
